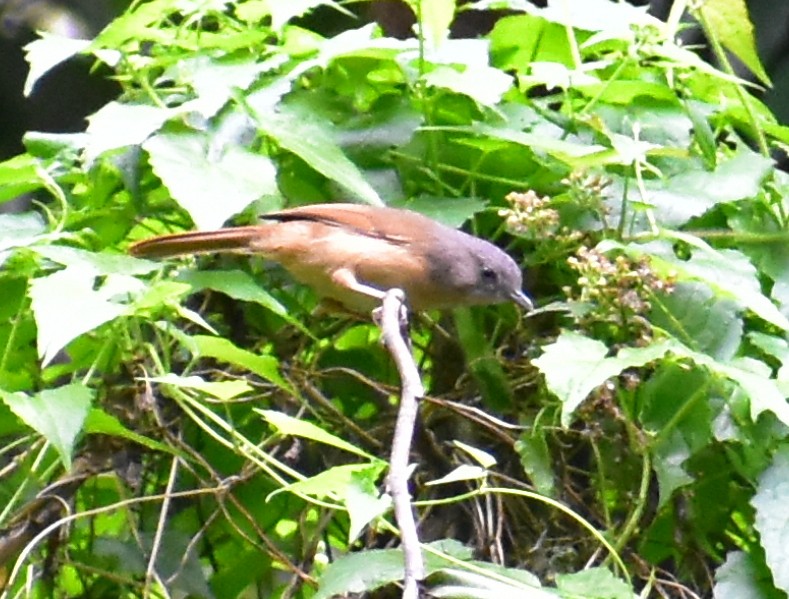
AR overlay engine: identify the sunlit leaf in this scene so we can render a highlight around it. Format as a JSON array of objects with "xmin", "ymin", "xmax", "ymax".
[
  {"xmin": 144, "ymin": 129, "xmax": 279, "ymax": 229},
  {"xmin": 257, "ymin": 409, "xmax": 377, "ymax": 459},
  {"xmin": 751, "ymin": 446, "xmax": 789, "ymax": 594},
  {"xmin": 29, "ymin": 266, "xmax": 128, "ymax": 366}
]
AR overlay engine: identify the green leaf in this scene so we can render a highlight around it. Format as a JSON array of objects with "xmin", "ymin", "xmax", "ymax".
[
  {"xmin": 315, "ymin": 540, "xmax": 473, "ymax": 599},
  {"xmin": 555, "ymin": 567, "xmax": 632, "ymax": 599},
  {"xmin": 626, "ymin": 149, "xmax": 774, "ymax": 227},
  {"xmin": 0, "ymin": 154, "xmax": 44, "ymax": 203},
  {"xmin": 516, "ymin": 429, "xmax": 556, "ymax": 496},
  {"xmin": 423, "ymin": 63, "xmax": 512, "ymax": 107},
  {"xmin": 639, "ymin": 365, "xmax": 712, "ymax": 505},
  {"xmin": 173, "ymin": 54, "xmax": 286, "ymax": 118},
  {"xmin": 751, "ymin": 446, "xmax": 789, "ymax": 595},
  {"xmin": 276, "ymin": 463, "xmax": 389, "ymax": 540},
  {"xmin": 85, "ymin": 102, "xmax": 174, "ymax": 163},
  {"xmin": 83, "ymin": 408, "xmax": 179, "ymax": 456},
  {"xmin": 178, "ymin": 269, "xmax": 309, "ymax": 333},
  {"xmin": 650, "ymin": 282, "xmax": 742, "ymax": 362},
  {"xmin": 535, "ymin": 332, "xmax": 789, "ymax": 427},
  {"xmin": 535, "ymin": 0, "xmax": 656, "ymax": 36},
  {"xmin": 144, "ymin": 129, "xmax": 279, "ymax": 229},
  {"xmin": 29, "ymin": 266, "xmax": 128, "ymax": 366},
  {"xmin": 90, "ymin": 0, "xmax": 177, "ymax": 48},
  {"xmin": 427, "ymin": 464, "xmax": 488, "ymax": 485},
  {"xmin": 265, "ymin": 0, "xmax": 344, "ymax": 32},
  {"xmin": 33, "ymin": 245, "xmax": 160, "ymax": 276},
  {"xmin": 626, "ymin": 238, "xmax": 789, "ymax": 331},
  {"xmin": 0, "ymin": 383, "xmax": 93, "ymax": 468},
  {"xmin": 189, "ymin": 335, "xmax": 290, "ymax": 391},
  {"xmin": 23, "ymin": 33, "xmax": 90, "ymax": 97},
  {"xmin": 696, "ymin": 0, "xmax": 771, "ymax": 86},
  {"xmin": 256, "ymin": 409, "xmax": 377, "ymax": 459},
  {"xmin": 452, "ymin": 440, "xmax": 497, "ymax": 469},
  {"xmin": 0, "ymin": 212, "xmax": 47, "ymax": 254},
  {"xmin": 533, "ymin": 332, "xmax": 671, "ymax": 426},
  {"xmin": 389, "ymin": 196, "xmax": 487, "ymax": 228},
  {"xmin": 453, "ymin": 122, "xmax": 607, "ymax": 166},
  {"xmin": 150, "ymin": 373, "xmax": 253, "ymax": 401},
  {"xmin": 713, "ymin": 551, "xmax": 785, "ymax": 599},
  {"xmin": 251, "ymin": 103, "xmax": 382, "ymax": 206}
]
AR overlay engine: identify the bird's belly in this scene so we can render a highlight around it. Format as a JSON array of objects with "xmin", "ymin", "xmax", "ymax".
[{"xmin": 253, "ymin": 221, "xmax": 430, "ymax": 311}]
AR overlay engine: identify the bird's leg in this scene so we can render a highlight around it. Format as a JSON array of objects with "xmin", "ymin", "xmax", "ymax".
[
  {"xmin": 331, "ymin": 267, "xmax": 386, "ymax": 302},
  {"xmin": 331, "ymin": 268, "xmax": 411, "ymax": 331}
]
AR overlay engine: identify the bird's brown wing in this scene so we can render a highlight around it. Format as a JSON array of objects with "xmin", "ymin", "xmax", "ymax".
[{"xmin": 263, "ymin": 203, "xmax": 439, "ymax": 244}]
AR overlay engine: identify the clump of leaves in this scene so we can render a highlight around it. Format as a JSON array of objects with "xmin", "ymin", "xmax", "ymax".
[{"xmin": 1, "ymin": 0, "xmax": 789, "ymax": 598}]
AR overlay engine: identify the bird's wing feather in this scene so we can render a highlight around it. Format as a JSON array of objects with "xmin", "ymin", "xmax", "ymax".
[{"xmin": 264, "ymin": 203, "xmax": 438, "ymax": 244}]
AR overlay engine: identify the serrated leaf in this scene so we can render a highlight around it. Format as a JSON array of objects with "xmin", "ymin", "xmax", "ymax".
[
  {"xmin": 534, "ymin": 332, "xmax": 672, "ymax": 426},
  {"xmin": 173, "ymin": 54, "xmax": 285, "ymax": 118},
  {"xmin": 751, "ymin": 446, "xmax": 789, "ymax": 595},
  {"xmin": 256, "ymin": 409, "xmax": 376, "ymax": 459},
  {"xmin": 33, "ymin": 245, "xmax": 160, "ymax": 276},
  {"xmin": 0, "ymin": 383, "xmax": 93, "ymax": 468},
  {"xmin": 23, "ymin": 34, "xmax": 90, "ymax": 96},
  {"xmin": 144, "ymin": 129, "xmax": 278, "ymax": 229},
  {"xmin": 555, "ymin": 567, "xmax": 632, "ymax": 599},
  {"xmin": 29, "ymin": 266, "xmax": 128, "ymax": 366},
  {"xmin": 632, "ymin": 149, "xmax": 773, "ymax": 227},
  {"xmin": 390, "ymin": 196, "xmax": 487, "ymax": 228}
]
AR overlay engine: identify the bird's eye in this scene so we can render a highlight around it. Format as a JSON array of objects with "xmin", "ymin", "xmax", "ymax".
[{"xmin": 481, "ymin": 266, "xmax": 498, "ymax": 282}]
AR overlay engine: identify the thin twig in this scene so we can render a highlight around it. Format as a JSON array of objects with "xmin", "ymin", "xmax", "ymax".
[{"xmin": 378, "ymin": 289, "xmax": 425, "ymax": 598}]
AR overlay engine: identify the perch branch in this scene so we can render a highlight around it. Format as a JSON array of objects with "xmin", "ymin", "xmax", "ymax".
[{"xmin": 378, "ymin": 288, "xmax": 425, "ymax": 598}]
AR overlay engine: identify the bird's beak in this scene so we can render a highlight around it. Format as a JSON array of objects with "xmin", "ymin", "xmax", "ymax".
[{"xmin": 511, "ymin": 289, "xmax": 534, "ymax": 311}]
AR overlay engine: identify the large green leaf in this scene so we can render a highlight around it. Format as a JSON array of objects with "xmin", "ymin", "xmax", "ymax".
[
  {"xmin": 144, "ymin": 129, "xmax": 279, "ymax": 229},
  {"xmin": 696, "ymin": 0, "xmax": 770, "ymax": 86},
  {"xmin": 752, "ymin": 446, "xmax": 789, "ymax": 595},
  {"xmin": 535, "ymin": 332, "xmax": 789, "ymax": 427},
  {"xmin": 29, "ymin": 266, "xmax": 130, "ymax": 366},
  {"xmin": 0, "ymin": 383, "xmax": 93, "ymax": 468},
  {"xmin": 251, "ymin": 103, "xmax": 382, "ymax": 206}
]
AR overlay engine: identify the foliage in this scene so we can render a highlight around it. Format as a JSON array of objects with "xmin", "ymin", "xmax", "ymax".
[{"xmin": 1, "ymin": 0, "xmax": 789, "ymax": 597}]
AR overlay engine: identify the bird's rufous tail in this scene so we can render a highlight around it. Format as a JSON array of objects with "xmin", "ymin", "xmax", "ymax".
[{"xmin": 129, "ymin": 226, "xmax": 267, "ymax": 259}]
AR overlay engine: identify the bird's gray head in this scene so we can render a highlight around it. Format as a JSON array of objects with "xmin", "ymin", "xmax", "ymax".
[{"xmin": 431, "ymin": 231, "xmax": 533, "ymax": 310}]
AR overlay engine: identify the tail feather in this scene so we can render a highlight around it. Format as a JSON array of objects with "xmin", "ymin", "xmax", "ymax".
[{"xmin": 130, "ymin": 226, "xmax": 265, "ymax": 259}]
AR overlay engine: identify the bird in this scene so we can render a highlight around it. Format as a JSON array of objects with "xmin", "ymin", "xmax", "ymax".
[{"xmin": 129, "ymin": 203, "xmax": 533, "ymax": 314}]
